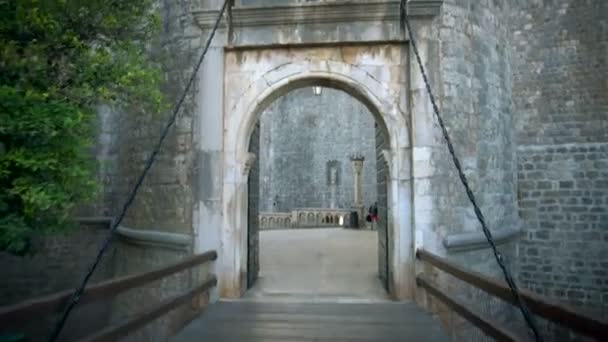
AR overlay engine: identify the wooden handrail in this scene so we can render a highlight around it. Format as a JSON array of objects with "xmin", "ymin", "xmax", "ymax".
[
  {"xmin": 416, "ymin": 249, "xmax": 608, "ymax": 339},
  {"xmin": 0, "ymin": 250, "xmax": 217, "ymax": 329},
  {"xmin": 80, "ymin": 277, "xmax": 217, "ymax": 342},
  {"xmin": 417, "ymin": 275, "xmax": 520, "ymax": 342}
]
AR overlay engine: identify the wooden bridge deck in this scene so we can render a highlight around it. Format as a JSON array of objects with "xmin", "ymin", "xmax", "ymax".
[{"xmin": 171, "ymin": 301, "xmax": 449, "ymax": 342}]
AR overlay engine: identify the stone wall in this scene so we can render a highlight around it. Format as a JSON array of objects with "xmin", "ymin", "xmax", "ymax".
[
  {"xmin": 517, "ymin": 145, "xmax": 608, "ymax": 307},
  {"xmin": 258, "ymin": 87, "xmax": 378, "ymax": 212},
  {"xmin": 115, "ymin": 0, "xmax": 204, "ymax": 234},
  {"xmin": 79, "ymin": 0, "xmax": 204, "ymax": 225},
  {"xmin": 0, "ymin": 222, "xmax": 115, "ymax": 341},
  {"xmin": 510, "ymin": 0, "xmax": 608, "ymax": 311},
  {"xmin": 96, "ymin": 0, "xmax": 212, "ymax": 339},
  {"xmin": 0, "ymin": 222, "xmax": 114, "ymax": 306},
  {"xmin": 76, "ymin": 105, "xmax": 120, "ymax": 217},
  {"xmin": 110, "ymin": 241, "xmax": 207, "ymax": 342},
  {"xmin": 416, "ymin": 0, "xmax": 522, "ymax": 339},
  {"xmin": 429, "ymin": 0, "xmax": 519, "ymax": 250}
]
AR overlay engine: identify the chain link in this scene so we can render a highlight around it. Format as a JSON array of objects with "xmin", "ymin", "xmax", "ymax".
[{"xmin": 400, "ymin": 1, "xmax": 542, "ymax": 340}]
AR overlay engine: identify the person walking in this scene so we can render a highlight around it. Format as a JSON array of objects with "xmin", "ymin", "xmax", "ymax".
[{"xmin": 368, "ymin": 202, "xmax": 378, "ymax": 230}]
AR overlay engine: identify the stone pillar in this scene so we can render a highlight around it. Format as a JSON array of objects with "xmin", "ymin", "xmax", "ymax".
[
  {"xmin": 193, "ymin": 2, "xmax": 227, "ymax": 301},
  {"xmin": 350, "ymin": 155, "xmax": 365, "ymax": 225}
]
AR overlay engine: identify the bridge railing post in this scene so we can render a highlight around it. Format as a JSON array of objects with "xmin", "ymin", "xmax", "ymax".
[
  {"xmin": 415, "ymin": 249, "xmax": 462, "ymax": 339},
  {"xmin": 415, "ymin": 249, "xmax": 437, "ymax": 313},
  {"xmin": 191, "ymin": 257, "xmax": 214, "ymax": 312}
]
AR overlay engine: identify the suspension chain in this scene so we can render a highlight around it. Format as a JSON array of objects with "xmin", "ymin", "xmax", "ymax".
[
  {"xmin": 46, "ymin": 2, "xmax": 229, "ymax": 341},
  {"xmin": 399, "ymin": 1, "xmax": 542, "ymax": 340}
]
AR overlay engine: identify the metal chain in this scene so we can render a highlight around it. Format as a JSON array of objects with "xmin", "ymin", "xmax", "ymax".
[
  {"xmin": 399, "ymin": 1, "xmax": 542, "ymax": 340},
  {"xmin": 46, "ymin": 2, "xmax": 229, "ymax": 341}
]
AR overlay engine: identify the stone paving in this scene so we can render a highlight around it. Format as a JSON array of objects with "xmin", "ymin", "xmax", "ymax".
[{"xmin": 243, "ymin": 228, "xmax": 391, "ymax": 303}]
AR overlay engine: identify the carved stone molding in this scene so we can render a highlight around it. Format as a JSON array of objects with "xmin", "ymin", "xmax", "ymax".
[
  {"xmin": 241, "ymin": 152, "xmax": 256, "ymax": 177},
  {"xmin": 193, "ymin": 0, "xmax": 443, "ymax": 29},
  {"xmin": 381, "ymin": 149, "xmax": 395, "ymax": 177},
  {"xmin": 350, "ymin": 158, "xmax": 364, "ymax": 174}
]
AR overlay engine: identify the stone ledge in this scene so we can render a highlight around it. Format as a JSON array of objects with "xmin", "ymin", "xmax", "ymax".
[
  {"xmin": 116, "ymin": 225, "xmax": 192, "ymax": 251},
  {"xmin": 193, "ymin": 0, "xmax": 443, "ymax": 29},
  {"xmin": 443, "ymin": 226, "xmax": 521, "ymax": 252}
]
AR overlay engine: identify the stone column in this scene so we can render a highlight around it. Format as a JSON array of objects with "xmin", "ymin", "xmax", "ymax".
[{"xmin": 350, "ymin": 155, "xmax": 365, "ymax": 226}]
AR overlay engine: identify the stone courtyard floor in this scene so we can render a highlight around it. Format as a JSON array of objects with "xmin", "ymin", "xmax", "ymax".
[{"xmin": 243, "ymin": 228, "xmax": 391, "ymax": 303}]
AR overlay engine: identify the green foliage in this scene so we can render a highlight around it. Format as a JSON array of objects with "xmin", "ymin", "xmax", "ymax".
[{"xmin": 0, "ymin": 0, "xmax": 166, "ymax": 254}]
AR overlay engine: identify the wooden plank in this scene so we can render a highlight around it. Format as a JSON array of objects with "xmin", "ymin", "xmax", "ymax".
[
  {"xmin": 0, "ymin": 250, "xmax": 217, "ymax": 328},
  {"xmin": 171, "ymin": 301, "xmax": 450, "ymax": 342},
  {"xmin": 81, "ymin": 277, "xmax": 217, "ymax": 342},
  {"xmin": 416, "ymin": 275, "xmax": 520, "ymax": 342},
  {"xmin": 416, "ymin": 249, "xmax": 608, "ymax": 339},
  {"xmin": 210, "ymin": 301, "xmax": 428, "ymax": 318}
]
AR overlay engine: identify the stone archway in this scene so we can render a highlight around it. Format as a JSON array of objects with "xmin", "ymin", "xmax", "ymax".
[{"xmin": 219, "ymin": 44, "xmax": 416, "ymax": 300}]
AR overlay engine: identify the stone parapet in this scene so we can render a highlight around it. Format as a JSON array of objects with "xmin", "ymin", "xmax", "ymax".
[{"xmin": 258, "ymin": 212, "xmax": 293, "ymax": 229}]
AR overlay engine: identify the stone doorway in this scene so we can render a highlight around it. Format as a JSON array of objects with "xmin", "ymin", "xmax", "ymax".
[
  {"xmin": 220, "ymin": 44, "xmax": 415, "ymax": 300},
  {"xmin": 245, "ymin": 84, "xmax": 388, "ymax": 300}
]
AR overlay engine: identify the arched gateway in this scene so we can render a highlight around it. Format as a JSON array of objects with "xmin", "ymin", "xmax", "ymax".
[
  {"xmin": 121, "ymin": 0, "xmax": 525, "ymax": 337},
  {"xmin": 219, "ymin": 45, "xmax": 414, "ymax": 299},
  {"xmin": 191, "ymin": 0, "xmax": 504, "ymax": 305}
]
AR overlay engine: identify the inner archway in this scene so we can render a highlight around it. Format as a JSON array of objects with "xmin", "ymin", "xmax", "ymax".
[
  {"xmin": 220, "ymin": 45, "xmax": 414, "ymax": 300},
  {"xmin": 245, "ymin": 85, "xmax": 391, "ymax": 301}
]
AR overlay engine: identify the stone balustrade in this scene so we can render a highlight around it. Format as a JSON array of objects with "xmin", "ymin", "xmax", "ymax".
[
  {"xmin": 259, "ymin": 208, "xmax": 354, "ymax": 230},
  {"xmin": 294, "ymin": 208, "xmax": 353, "ymax": 228},
  {"xmin": 258, "ymin": 212, "xmax": 292, "ymax": 230}
]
